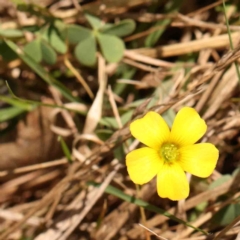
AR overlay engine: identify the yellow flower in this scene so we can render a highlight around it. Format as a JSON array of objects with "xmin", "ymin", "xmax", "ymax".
[{"xmin": 126, "ymin": 107, "xmax": 219, "ymax": 201}]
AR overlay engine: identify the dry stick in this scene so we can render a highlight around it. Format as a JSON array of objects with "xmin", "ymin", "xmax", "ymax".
[
  {"xmin": 137, "ymin": 184, "xmax": 151, "ymax": 240},
  {"xmin": 194, "ymin": 6, "xmax": 235, "ymax": 112},
  {"xmin": 34, "ymin": 190, "xmax": 87, "ymax": 240},
  {"xmin": 124, "ymin": 15, "xmax": 239, "ymax": 42},
  {"xmin": 189, "ymin": 43, "xmax": 240, "ymax": 93},
  {"xmin": 235, "ymin": 231, "xmax": 240, "ymax": 240},
  {"xmin": 122, "ymin": 58, "xmax": 159, "ymax": 72},
  {"xmin": 58, "ymin": 164, "xmax": 121, "ymax": 240},
  {"xmin": 0, "ymin": 173, "xmax": 74, "ymax": 240},
  {"xmin": 0, "ymin": 158, "xmax": 68, "ymax": 177},
  {"xmin": 203, "ymin": 65, "xmax": 239, "ymax": 119},
  {"xmin": 44, "ymin": 188, "xmax": 63, "ymax": 223},
  {"xmin": 134, "ymin": 32, "xmax": 240, "ymax": 58},
  {"xmin": 71, "ymin": 0, "xmax": 82, "ymax": 11},
  {"xmin": 175, "ymin": 13, "xmax": 240, "ymax": 31},
  {"xmin": 83, "ymin": 53, "xmax": 107, "ymax": 134},
  {"xmin": 64, "ymin": 58, "xmax": 94, "ymax": 99},
  {"xmin": 49, "ymin": 86, "xmax": 77, "ymax": 133},
  {"xmin": 107, "ymin": 85, "xmax": 123, "ymax": 128},
  {"xmin": 187, "ymin": 0, "xmax": 228, "ymax": 17},
  {"xmin": 213, "ymin": 215, "xmax": 240, "ymax": 240},
  {"xmin": 0, "ymin": 209, "xmax": 42, "ymax": 227},
  {"xmin": 95, "ymin": 180, "xmax": 158, "ymax": 240},
  {"xmin": 139, "ymin": 223, "xmax": 168, "ymax": 240},
  {"xmin": 124, "ymin": 50, "xmax": 174, "ymax": 67},
  {"xmin": 196, "ymin": 71, "xmax": 223, "ymax": 112}
]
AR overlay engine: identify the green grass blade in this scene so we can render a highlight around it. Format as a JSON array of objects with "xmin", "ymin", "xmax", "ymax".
[
  {"xmin": 4, "ymin": 40, "xmax": 79, "ymax": 102},
  {"xmin": 5, "ymin": 82, "xmax": 85, "ymax": 114},
  {"xmin": 58, "ymin": 136, "xmax": 72, "ymax": 163},
  {"xmin": 0, "ymin": 106, "xmax": 26, "ymax": 122},
  {"xmin": 88, "ymin": 181, "xmax": 209, "ymax": 235},
  {"xmin": 0, "ymin": 95, "xmax": 35, "ymax": 111}
]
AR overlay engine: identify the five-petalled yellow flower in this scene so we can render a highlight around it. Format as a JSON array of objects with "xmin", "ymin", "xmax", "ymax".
[{"xmin": 126, "ymin": 107, "xmax": 219, "ymax": 201}]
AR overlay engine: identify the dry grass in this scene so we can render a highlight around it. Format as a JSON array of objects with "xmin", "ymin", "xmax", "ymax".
[{"xmin": 0, "ymin": 0, "xmax": 240, "ymax": 239}]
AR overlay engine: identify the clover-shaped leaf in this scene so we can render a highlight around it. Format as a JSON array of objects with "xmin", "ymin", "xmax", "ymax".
[
  {"xmin": 74, "ymin": 33, "xmax": 96, "ymax": 66},
  {"xmin": 0, "ymin": 40, "xmax": 18, "ymax": 61},
  {"xmin": 40, "ymin": 39, "xmax": 57, "ymax": 65},
  {"xmin": 96, "ymin": 33, "xmax": 124, "ymax": 63},
  {"xmin": 24, "ymin": 38, "xmax": 42, "ymax": 62},
  {"xmin": 0, "ymin": 28, "xmax": 24, "ymax": 38},
  {"xmin": 48, "ymin": 26, "xmax": 67, "ymax": 54},
  {"xmin": 64, "ymin": 24, "xmax": 92, "ymax": 44},
  {"xmin": 85, "ymin": 13, "xmax": 103, "ymax": 30},
  {"xmin": 101, "ymin": 19, "xmax": 136, "ymax": 37}
]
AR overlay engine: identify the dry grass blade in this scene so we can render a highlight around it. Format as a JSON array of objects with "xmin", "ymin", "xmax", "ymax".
[
  {"xmin": 135, "ymin": 32, "xmax": 240, "ymax": 58},
  {"xmin": 35, "ymin": 164, "xmax": 120, "ymax": 240},
  {"xmin": 1, "ymin": 1, "xmax": 240, "ymax": 239},
  {"xmin": 83, "ymin": 54, "xmax": 107, "ymax": 134}
]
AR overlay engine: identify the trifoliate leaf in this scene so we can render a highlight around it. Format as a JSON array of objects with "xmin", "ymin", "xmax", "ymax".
[
  {"xmin": 85, "ymin": 13, "xmax": 103, "ymax": 30},
  {"xmin": 96, "ymin": 33, "xmax": 124, "ymax": 63},
  {"xmin": 64, "ymin": 24, "xmax": 92, "ymax": 44},
  {"xmin": 24, "ymin": 39, "xmax": 42, "ymax": 62},
  {"xmin": 74, "ymin": 33, "xmax": 96, "ymax": 66},
  {"xmin": 49, "ymin": 26, "xmax": 67, "ymax": 54}
]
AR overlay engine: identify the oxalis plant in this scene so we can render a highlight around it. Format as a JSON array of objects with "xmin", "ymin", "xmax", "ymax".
[
  {"xmin": 23, "ymin": 13, "xmax": 136, "ymax": 67},
  {"xmin": 72, "ymin": 14, "xmax": 136, "ymax": 66}
]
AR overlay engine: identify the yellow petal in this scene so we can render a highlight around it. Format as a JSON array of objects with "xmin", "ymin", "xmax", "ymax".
[
  {"xmin": 130, "ymin": 111, "xmax": 170, "ymax": 150},
  {"xmin": 169, "ymin": 107, "xmax": 207, "ymax": 146},
  {"xmin": 179, "ymin": 143, "xmax": 219, "ymax": 178},
  {"xmin": 157, "ymin": 163, "xmax": 189, "ymax": 201},
  {"xmin": 126, "ymin": 147, "xmax": 163, "ymax": 185}
]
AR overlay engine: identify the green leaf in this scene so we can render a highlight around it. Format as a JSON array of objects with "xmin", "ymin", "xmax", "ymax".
[
  {"xmin": 0, "ymin": 106, "xmax": 26, "ymax": 122},
  {"xmin": 85, "ymin": 13, "xmax": 103, "ymax": 30},
  {"xmin": 4, "ymin": 82, "xmax": 82, "ymax": 113},
  {"xmin": 24, "ymin": 39, "xmax": 42, "ymax": 63},
  {"xmin": 64, "ymin": 24, "xmax": 92, "ymax": 44},
  {"xmin": 211, "ymin": 204, "xmax": 240, "ymax": 227},
  {"xmin": 49, "ymin": 26, "xmax": 67, "ymax": 54},
  {"xmin": 5, "ymin": 40, "xmax": 78, "ymax": 102},
  {"xmin": 74, "ymin": 34, "xmax": 96, "ymax": 66},
  {"xmin": 101, "ymin": 19, "xmax": 136, "ymax": 37},
  {"xmin": 9, "ymin": 0, "xmax": 25, "ymax": 4},
  {"xmin": 195, "ymin": 201, "xmax": 208, "ymax": 212},
  {"xmin": 145, "ymin": 0, "xmax": 182, "ymax": 47},
  {"xmin": 88, "ymin": 181, "xmax": 208, "ymax": 235},
  {"xmin": 53, "ymin": 19, "xmax": 66, "ymax": 34},
  {"xmin": 232, "ymin": 166, "xmax": 240, "ymax": 177},
  {"xmin": 96, "ymin": 129, "xmax": 113, "ymax": 141},
  {"xmin": 209, "ymin": 175, "xmax": 232, "ymax": 190},
  {"xmin": 113, "ymin": 144, "xmax": 125, "ymax": 161},
  {"xmin": 96, "ymin": 33, "xmax": 124, "ymax": 63},
  {"xmin": 0, "ymin": 95, "xmax": 35, "ymax": 111},
  {"xmin": 145, "ymin": 19, "xmax": 171, "ymax": 47},
  {"xmin": 0, "ymin": 40, "xmax": 18, "ymax": 61},
  {"xmin": 40, "ymin": 40, "xmax": 57, "ymax": 65},
  {"xmin": 0, "ymin": 28, "xmax": 24, "ymax": 38},
  {"xmin": 58, "ymin": 136, "xmax": 72, "ymax": 162},
  {"xmin": 100, "ymin": 117, "xmax": 118, "ymax": 129},
  {"xmin": 99, "ymin": 111, "xmax": 133, "ymax": 129}
]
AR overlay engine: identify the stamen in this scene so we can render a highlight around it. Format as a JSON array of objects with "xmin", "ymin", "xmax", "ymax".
[{"xmin": 160, "ymin": 143, "xmax": 179, "ymax": 163}]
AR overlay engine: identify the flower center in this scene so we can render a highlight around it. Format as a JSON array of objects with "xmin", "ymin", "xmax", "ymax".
[{"xmin": 160, "ymin": 143, "xmax": 179, "ymax": 163}]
